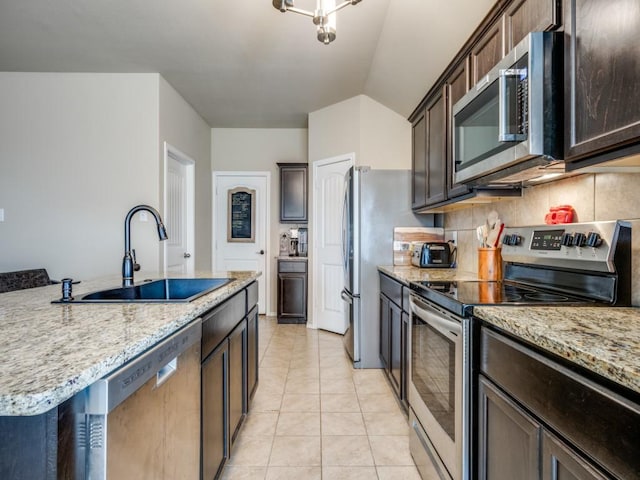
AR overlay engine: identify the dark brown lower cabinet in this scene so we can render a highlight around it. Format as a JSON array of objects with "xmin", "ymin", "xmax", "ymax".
[
  {"xmin": 228, "ymin": 319, "xmax": 247, "ymax": 445},
  {"xmin": 201, "ymin": 341, "xmax": 228, "ymax": 480},
  {"xmin": 478, "ymin": 326, "xmax": 640, "ymax": 480},
  {"xmin": 277, "ymin": 259, "xmax": 307, "ymax": 323},
  {"xmin": 247, "ymin": 305, "xmax": 259, "ymax": 401},
  {"xmin": 478, "ymin": 376, "xmax": 541, "ymax": 480}
]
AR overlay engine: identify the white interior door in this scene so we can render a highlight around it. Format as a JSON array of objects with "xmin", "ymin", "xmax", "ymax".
[
  {"xmin": 213, "ymin": 172, "xmax": 269, "ymax": 314},
  {"xmin": 164, "ymin": 143, "xmax": 195, "ymax": 275},
  {"xmin": 312, "ymin": 155, "xmax": 353, "ymax": 333}
]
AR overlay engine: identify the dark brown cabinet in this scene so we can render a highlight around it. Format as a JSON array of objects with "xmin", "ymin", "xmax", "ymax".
[
  {"xmin": 478, "ymin": 326, "xmax": 640, "ymax": 480},
  {"xmin": 201, "ymin": 283, "xmax": 259, "ymax": 480},
  {"xmin": 564, "ymin": 0, "xmax": 640, "ymax": 161},
  {"xmin": 278, "ymin": 163, "xmax": 308, "ymax": 223},
  {"xmin": 277, "ymin": 259, "xmax": 307, "ymax": 323},
  {"xmin": 471, "ymin": 20, "xmax": 504, "ymax": 86},
  {"xmin": 478, "ymin": 376, "xmax": 541, "ymax": 480},
  {"xmin": 505, "ymin": 0, "xmax": 561, "ymax": 51},
  {"xmin": 378, "ymin": 272, "xmax": 409, "ymax": 409},
  {"xmin": 411, "ymin": 110, "xmax": 427, "ymax": 209}
]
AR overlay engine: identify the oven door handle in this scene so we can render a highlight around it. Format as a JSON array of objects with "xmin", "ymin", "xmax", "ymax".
[{"xmin": 410, "ymin": 300, "xmax": 460, "ymax": 341}]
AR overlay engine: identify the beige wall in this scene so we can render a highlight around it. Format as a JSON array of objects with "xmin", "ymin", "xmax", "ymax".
[
  {"xmin": 0, "ymin": 73, "xmax": 160, "ymax": 281},
  {"xmin": 211, "ymin": 128, "xmax": 308, "ymax": 314},
  {"xmin": 0, "ymin": 73, "xmax": 212, "ymax": 283},
  {"xmin": 445, "ymin": 173, "xmax": 640, "ymax": 305},
  {"xmin": 308, "ymin": 94, "xmax": 411, "ymax": 169},
  {"xmin": 159, "ymin": 77, "xmax": 212, "ymax": 270}
]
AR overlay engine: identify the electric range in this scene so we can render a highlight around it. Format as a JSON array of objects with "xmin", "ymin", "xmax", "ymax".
[{"xmin": 407, "ymin": 220, "xmax": 631, "ymax": 480}]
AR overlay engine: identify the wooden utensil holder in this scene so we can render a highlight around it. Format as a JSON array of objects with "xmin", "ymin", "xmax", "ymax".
[{"xmin": 478, "ymin": 247, "xmax": 503, "ymax": 281}]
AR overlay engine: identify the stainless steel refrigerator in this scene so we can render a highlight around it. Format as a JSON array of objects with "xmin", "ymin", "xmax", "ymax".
[{"xmin": 340, "ymin": 166, "xmax": 438, "ymax": 368}]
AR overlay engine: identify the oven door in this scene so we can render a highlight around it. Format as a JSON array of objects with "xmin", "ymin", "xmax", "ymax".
[{"xmin": 409, "ymin": 294, "xmax": 463, "ymax": 480}]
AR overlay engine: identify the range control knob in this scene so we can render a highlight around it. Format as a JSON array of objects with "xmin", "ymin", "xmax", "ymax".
[
  {"xmin": 508, "ymin": 234, "xmax": 522, "ymax": 246},
  {"xmin": 573, "ymin": 233, "xmax": 586, "ymax": 247},
  {"xmin": 502, "ymin": 234, "xmax": 512, "ymax": 245},
  {"xmin": 586, "ymin": 232, "xmax": 603, "ymax": 248},
  {"xmin": 561, "ymin": 233, "xmax": 574, "ymax": 247}
]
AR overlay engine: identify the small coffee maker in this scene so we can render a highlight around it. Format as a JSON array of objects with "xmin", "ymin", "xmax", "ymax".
[{"xmin": 288, "ymin": 228, "xmax": 299, "ymax": 256}]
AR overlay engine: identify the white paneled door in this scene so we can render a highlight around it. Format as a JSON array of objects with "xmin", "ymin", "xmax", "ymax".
[
  {"xmin": 213, "ymin": 172, "xmax": 269, "ymax": 314},
  {"xmin": 312, "ymin": 155, "xmax": 353, "ymax": 333},
  {"xmin": 164, "ymin": 144, "xmax": 195, "ymax": 275}
]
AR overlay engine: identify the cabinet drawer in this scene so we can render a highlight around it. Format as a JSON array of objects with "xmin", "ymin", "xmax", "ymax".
[
  {"xmin": 379, "ymin": 273, "xmax": 402, "ymax": 307},
  {"xmin": 481, "ymin": 327, "xmax": 640, "ymax": 479},
  {"xmin": 202, "ymin": 290, "xmax": 246, "ymax": 360},
  {"xmin": 278, "ymin": 260, "xmax": 307, "ymax": 273},
  {"xmin": 246, "ymin": 281, "xmax": 258, "ymax": 309}
]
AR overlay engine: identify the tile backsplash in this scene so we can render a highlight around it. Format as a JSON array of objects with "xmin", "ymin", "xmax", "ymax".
[{"xmin": 444, "ymin": 172, "xmax": 640, "ymax": 306}]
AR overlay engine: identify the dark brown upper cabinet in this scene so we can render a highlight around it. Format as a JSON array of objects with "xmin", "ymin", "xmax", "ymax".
[
  {"xmin": 471, "ymin": 19, "xmax": 504, "ymax": 86},
  {"xmin": 411, "ymin": 109, "xmax": 427, "ymax": 209},
  {"xmin": 564, "ymin": 0, "xmax": 640, "ymax": 161},
  {"xmin": 504, "ymin": 0, "xmax": 561, "ymax": 51},
  {"xmin": 446, "ymin": 58, "xmax": 471, "ymax": 199},
  {"xmin": 278, "ymin": 163, "xmax": 308, "ymax": 223}
]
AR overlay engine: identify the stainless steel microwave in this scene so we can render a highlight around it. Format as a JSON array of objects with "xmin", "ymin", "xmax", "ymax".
[{"xmin": 453, "ymin": 32, "xmax": 563, "ymax": 186}]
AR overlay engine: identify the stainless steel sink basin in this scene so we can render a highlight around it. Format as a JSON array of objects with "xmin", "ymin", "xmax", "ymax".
[{"xmin": 70, "ymin": 278, "xmax": 234, "ymax": 303}]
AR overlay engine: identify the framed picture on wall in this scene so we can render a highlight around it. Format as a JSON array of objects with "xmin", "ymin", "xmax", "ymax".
[{"xmin": 227, "ymin": 187, "xmax": 256, "ymax": 243}]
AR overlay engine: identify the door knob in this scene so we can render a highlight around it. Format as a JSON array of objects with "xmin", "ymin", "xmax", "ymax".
[
  {"xmin": 256, "ymin": 250, "xmax": 265, "ymax": 255},
  {"xmin": 183, "ymin": 252, "xmax": 191, "ymax": 258}
]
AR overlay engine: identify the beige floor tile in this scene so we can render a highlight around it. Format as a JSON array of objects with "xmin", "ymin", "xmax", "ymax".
[
  {"xmin": 376, "ymin": 465, "xmax": 422, "ymax": 480},
  {"xmin": 227, "ymin": 435, "xmax": 274, "ymax": 466},
  {"xmin": 320, "ymin": 376, "xmax": 356, "ymax": 394},
  {"xmin": 354, "ymin": 377, "xmax": 393, "ymax": 395},
  {"xmin": 363, "ymin": 412, "xmax": 409, "ymax": 436},
  {"xmin": 265, "ymin": 466, "xmax": 321, "ymax": 480},
  {"xmin": 285, "ymin": 376, "xmax": 320, "ymax": 394},
  {"xmin": 321, "ymin": 436, "xmax": 374, "ymax": 466},
  {"xmin": 321, "ymin": 393, "xmax": 361, "ymax": 413},
  {"xmin": 260, "ymin": 356, "xmax": 291, "ymax": 369},
  {"xmin": 275, "ymin": 412, "xmax": 321, "ymax": 436},
  {"xmin": 320, "ymin": 355, "xmax": 352, "ymax": 369},
  {"xmin": 269, "ymin": 436, "xmax": 322, "ymax": 466},
  {"xmin": 352, "ymin": 369, "xmax": 385, "ymax": 384},
  {"xmin": 321, "ymin": 412, "xmax": 366, "ymax": 436},
  {"xmin": 251, "ymin": 391, "xmax": 283, "ymax": 412},
  {"xmin": 280, "ymin": 393, "xmax": 320, "ymax": 412},
  {"xmin": 322, "ymin": 466, "xmax": 378, "ymax": 480},
  {"xmin": 369, "ymin": 436, "xmax": 414, "ymax": 466},
  {"xmin": 320, "ymin": 365, "xmax": 355, "ymax": 379},
  {"xmin": 241, "ymin": 412, "xmax": 279, "ymax": 437},
  {"xmin": 259, "ymin": 367, "xmax": 289, "ymax": 380},
  {"xmin": 287, "ymin": 366, "xmax": 320, "ymax": 380},
  {"xmin": 358, "ymin": 393, "xmax": 401, "ymax": 413},
  {"xmin": 220, "ymin": 466, "xmax": 267, "ymax": 480}
]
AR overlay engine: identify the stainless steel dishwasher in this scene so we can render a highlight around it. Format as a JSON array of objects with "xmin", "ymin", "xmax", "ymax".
[{"xmin": 66, "ymin": 320, "xmax": 201, "ymax": 480}]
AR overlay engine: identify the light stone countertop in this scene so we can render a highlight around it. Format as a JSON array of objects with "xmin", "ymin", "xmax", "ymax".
[
  {"xmin": 0, "ymin": 271, "xmax": 260, "ymax": 416},
  {"xmin": 378, "ymin": 265, "xmax": 640, "ymax": 395},
  {"xmin": 473, "ymin": 306, "xmax": 640, "ymax": 395},
  {"xmin": 377, "ymin": 265, "xmax": 478, "ymax": 285}
]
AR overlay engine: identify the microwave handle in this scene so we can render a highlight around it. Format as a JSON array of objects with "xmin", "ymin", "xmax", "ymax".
[{"xmin": 499, "ymin": 68, "xmax": 527, "ymax": 142}]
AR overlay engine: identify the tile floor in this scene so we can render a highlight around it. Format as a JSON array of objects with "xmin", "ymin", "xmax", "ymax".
[{"xmin": 220, "ymin": 316, "xmax": 420, "ymax": 480}]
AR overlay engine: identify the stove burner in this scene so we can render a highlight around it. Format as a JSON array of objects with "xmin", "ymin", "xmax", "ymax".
[{"xmin": 523, "ymin": 292, "xmax": 570, "ymax": 302}]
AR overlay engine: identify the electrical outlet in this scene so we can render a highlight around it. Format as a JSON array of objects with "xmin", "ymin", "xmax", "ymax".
[
  {"xmin": 0, "ymin": 208, "xmax": 4, "ymax": 222},
  {"xmin": 445, "ymin": 231, "xmax": 457, "ymax": 245}
]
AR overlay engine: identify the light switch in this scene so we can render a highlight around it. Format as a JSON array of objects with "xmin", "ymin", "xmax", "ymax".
[
  {"xmin": 0, "ymin": 208, "xmax": 4, "ymax": 222},
  {"xmin": 139, "ymin": 211, "xmax": 148, "ymax": 222}
]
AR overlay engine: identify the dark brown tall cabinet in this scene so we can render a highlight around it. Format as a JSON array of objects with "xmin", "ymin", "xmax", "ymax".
[
  {"xmin": 563, "ymin": 0, "xmax": 640, "ymax": 161},
  {"xmin": 278, "ymin": 163, "xmax": 308, "ymax": 223}
]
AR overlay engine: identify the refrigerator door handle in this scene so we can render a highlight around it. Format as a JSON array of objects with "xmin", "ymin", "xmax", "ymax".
[{"xmin": 341, "ymin": 182, "xmax": 348, "ymax": 271}]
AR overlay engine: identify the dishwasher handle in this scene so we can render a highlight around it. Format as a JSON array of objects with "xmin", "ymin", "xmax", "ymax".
[{"xmin": 85, "ymin": 320, "xmax": 202, "ymax": 414}]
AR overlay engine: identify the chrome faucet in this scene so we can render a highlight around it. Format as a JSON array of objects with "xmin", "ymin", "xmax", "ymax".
[{"xmin": 122, "ymin": 205, "xmax": 168, "ymax": 287}]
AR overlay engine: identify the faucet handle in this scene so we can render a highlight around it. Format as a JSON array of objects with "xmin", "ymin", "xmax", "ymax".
[{"xmin": 132, "ymin": 249, "xmax": 141, "ymax": 272}]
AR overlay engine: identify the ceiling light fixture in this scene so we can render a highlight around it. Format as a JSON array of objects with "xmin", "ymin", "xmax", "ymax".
[{"xmin": 272, "ymin": 0, "xmax": 363, "ymax": 45}]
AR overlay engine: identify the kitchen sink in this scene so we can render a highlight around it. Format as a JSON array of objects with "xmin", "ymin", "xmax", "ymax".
[{"xmin": 67, "ymin": 278, "xmax": 234, "ymax": 303}]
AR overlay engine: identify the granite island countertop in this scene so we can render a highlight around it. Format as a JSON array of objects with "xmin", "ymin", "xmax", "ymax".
[
  {"xmin": 474, "ymin": 306, "xmax": 640, "ymax": 395},
  {"xmin": 0, "ymin": 270, "xmax": 260, "ymax": 416}
]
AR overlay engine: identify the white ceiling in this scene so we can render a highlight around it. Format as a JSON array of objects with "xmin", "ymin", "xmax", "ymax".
[{"xmin": 0, "ymin": 0, "xmax": 494, "ymax": 128}]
